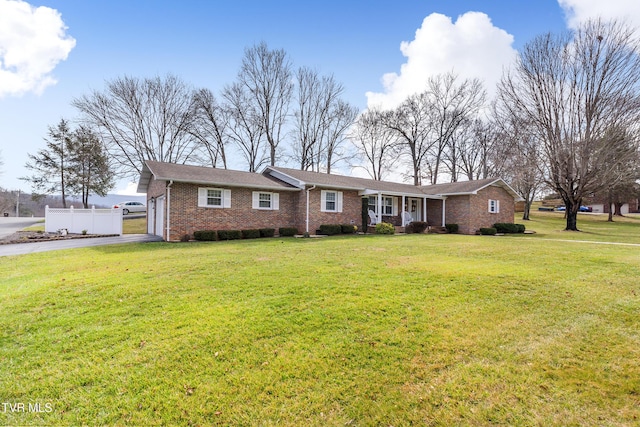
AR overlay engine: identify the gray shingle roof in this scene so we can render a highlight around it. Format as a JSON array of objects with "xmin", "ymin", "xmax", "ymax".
[
  {"xmin": 137, "ymin": 160, "xmax": 521, "ymax": 201},
  {"xmin": 137, "ymin": 161, "xmax": 299, "ymax": 193},
  {"xmin": 266, "ymin": 166, "xmax": 433, "ymax": 197}
]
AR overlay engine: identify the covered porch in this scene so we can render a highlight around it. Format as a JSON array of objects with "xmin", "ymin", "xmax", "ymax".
[{"xmin": 360, "ymin": 190, "xmax": 447, "ymax": 230}]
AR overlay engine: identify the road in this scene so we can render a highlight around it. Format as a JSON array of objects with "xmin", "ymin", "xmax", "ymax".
[{"xmin": 0, "ymin": 217, "xmax": 44, "ymax": 239}]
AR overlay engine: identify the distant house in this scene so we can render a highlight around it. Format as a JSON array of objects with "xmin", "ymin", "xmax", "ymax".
[{"xmin": 137, "ymin": 161, "xmax": 522, "ymax": 241}]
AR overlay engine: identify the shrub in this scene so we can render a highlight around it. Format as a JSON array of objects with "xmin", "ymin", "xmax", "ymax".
[
  {"xmin": 319, "ymin": 224, "xmax": 342, "ymax": 235},
  {"xmin": 341, "ymin": 224, "xmax": 357, "ymax": 234},
  {"xmin": 406, "ymin": 221, "xmax": 428, "ymax": 234},
  {"xmin": 259, "ymin": 228, "xmax": 275, "ymax": 238},
  {"xmin": 445, "ymin": 223, "xmax": 459, "ymax": 234},
  {"xmin": 479, "ymin": 227, "xmax": 497, "ymax": 236},
  {"xmin": 193, "ymin": 230, "xmax": 217, "ymax": 241},
  {"xmin": 241, "ymin": 229, "xmax": 261, "ymax": 239},
  {"xmin": 375, "ymin": 222, "xmax": 395, "ymax": 235},
  {"xmin": 493, "ymin": 223, "xmax": 526, "ymax": 234},
  {"xmin": 278, "ymin": 227, "xmax": 298, "ymax": 237},
  {"xmin": 217, "ymin": 230, "xmax": 242, "ymax": 240}
]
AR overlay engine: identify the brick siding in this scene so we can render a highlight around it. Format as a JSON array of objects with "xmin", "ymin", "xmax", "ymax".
[{"xmin": 145, "ymin": 177, "xmax": 517, "ymax": 239}]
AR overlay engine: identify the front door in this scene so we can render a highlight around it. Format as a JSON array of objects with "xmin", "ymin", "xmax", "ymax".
[
  {"xmin": 154, "ymin": 196, "xmax": 165, "ymax": 238},
  {"xmin": 408, "ymin": 198, "xmax": 421, "ymax": 222}
]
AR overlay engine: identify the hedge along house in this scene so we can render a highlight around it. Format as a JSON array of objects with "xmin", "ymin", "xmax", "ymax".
[{"xmin": 137, "ymin": 160, "xmax": 522, "ymax": 241}]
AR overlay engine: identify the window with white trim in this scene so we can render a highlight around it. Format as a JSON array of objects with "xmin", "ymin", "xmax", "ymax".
[
  {"xmin": 252, "ymin": 191, "xmax": 279, "ymax": 210},
  {"xmin": 198, "ymin": 187, "xmax": 231, "ymax": 208},
  {"xmin": 321, "ymin": 190, "xmax": 343, "ymax": 213},
  {"xmin": 488, "ymin": 199, "xmax": 500, "ymax": 213},
  {"xmin": 368, "ymin": 195, "xmax": 396, "ymax": 215}
]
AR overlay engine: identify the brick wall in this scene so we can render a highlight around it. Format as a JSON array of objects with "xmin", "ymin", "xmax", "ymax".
[
  {"xmin": 424, "ymin": 186, "xmax": 515, "ymax": 234},
  {"xmin": 165, "ymin": 182, "xmax": 299, "ymax": 241},
  {"xmin": 300, "ymin": 188, "xmax": 362, "ymax": 234},
  {"xmin": 468, "ymin": 186, "xmax": 515, "ymax": 233}
]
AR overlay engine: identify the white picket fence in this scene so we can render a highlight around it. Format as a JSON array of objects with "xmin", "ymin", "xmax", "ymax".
[{"xmin": 45, "ymin": 205, "xmax": 123, "ymax": 235}]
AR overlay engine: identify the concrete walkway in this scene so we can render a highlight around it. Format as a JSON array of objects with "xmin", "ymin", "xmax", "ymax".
[{"xmin": 0, "ymin": 234, "xmax": 164, "ymax": 257}]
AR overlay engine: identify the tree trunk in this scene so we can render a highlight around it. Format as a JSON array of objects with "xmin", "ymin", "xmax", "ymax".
[
  {"xmin": 564, "ymin": 200, "xmax": 580, "ymax": 231},
  {"xmin": 522, "ymin": 201, "xmax": 531, "ymax": 220},
  {"xmin": 607, "ymin": 192, "xmax": 614, "ymax": 222}
]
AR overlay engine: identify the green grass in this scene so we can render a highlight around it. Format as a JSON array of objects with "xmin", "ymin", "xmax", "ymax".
[
  {"xmin": 516, "ymin": 209, "xmax": 640, "ymax": 244},
  {"xmin": 122, "ymin": 217, "xmax": 146, "ymax": 234},
  {"xmin": 1, "ymin": 213, "xmax": 639, "ymax": 426}
]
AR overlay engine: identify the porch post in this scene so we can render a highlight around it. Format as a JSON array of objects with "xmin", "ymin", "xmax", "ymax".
[
  {"xmin": 401, "ymin": 195, "xmax": 406, "ymax": 226},
  {"xmin": 377, "ymin": 192, "xmax": 382, "ymax": 224},
  {"xmin": 441, "ymin": 198, "xmax": 446, "ymax": 227},
  {"xmin": 423, "ymin": 198, "xmax": 427, "ymax": 223}
]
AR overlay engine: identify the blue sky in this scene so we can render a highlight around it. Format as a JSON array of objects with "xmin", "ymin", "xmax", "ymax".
[{"xmin": 1, "ymin": 0, "xmax": 638, "ymax": 194}]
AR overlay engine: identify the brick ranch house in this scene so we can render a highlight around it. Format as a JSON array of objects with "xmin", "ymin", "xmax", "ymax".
[{"xmin": 137, "ymin": 160, "xmax": 522, "ymax": 241}]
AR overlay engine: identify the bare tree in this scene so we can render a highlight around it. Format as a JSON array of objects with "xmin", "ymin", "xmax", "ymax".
[
  {"xmin": 190, "ymin": 88, "xmax": 229, "ymax": 169},
  {"xmin": 291, "ymin": 68, "xmax": 358, "ymax": 173},
  {"xmin": 497, "ymin": 19, "xmax": 640, "ymax": 230},
  {"xmin": 349, "ymin": 108, "xmax": 398, "ymax": 180},
  {"xmin": 597, "ymin": 127, "xmax": 640, "ymax": 221},
  {"xmin": 493, "ymin": 113, "xmax": 545, "ymax": 220},
  {"xmin": 236, "ymin": 42, "xmax": 293, "ymax": 166},
  {"xmin": 292, "ymin": 67, "xmax": 333, "ymax": 171},
  {"xmin": 424, "ymin": 73, "xmax": 486, "ymax": 184},
  {"xmin": 73, "ymin": 74, "xmax": 198, "ymax": 178},
  {"xmin": 321, "ymin": 99, "xmax": 359, "ymax": 173},
  {"xmin": 222, "ymin": 82, "xmax": 267, "ymax": 172},
  {"xmin": 382, "ymin": 93, "xmax": 433, "ymax": 185}
]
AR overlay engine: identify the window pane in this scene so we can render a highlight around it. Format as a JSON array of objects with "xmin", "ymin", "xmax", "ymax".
[
  {"xmin": 326, "ymin": 192, "xmax": 336, "ymax": 211},
  {"xmin": 384, "ymin": 197, "xmax": 393, "ymax": 215},
  {"xmin": 368, "ymin": 196, "xmax": 376, "ymax": 213},
  {"xmin": 207, "ymin": 189, "xmax": 222, "ymax": 206},
  {"xmin": 259, "ymin": 193, "xmax": 271, "ymax": 208}
]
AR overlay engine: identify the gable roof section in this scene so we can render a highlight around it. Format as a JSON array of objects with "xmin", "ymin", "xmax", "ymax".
[
  {"xmin": 420, "ymin": 178, "xmax": 523, "ymax": 201},
  {"xmin": 137, "ymin": 160, "xmax": 299, "ymax": 193},
  {"xmin": 265, "ymin": 166, "xmax": 436, "ymax": 198}
]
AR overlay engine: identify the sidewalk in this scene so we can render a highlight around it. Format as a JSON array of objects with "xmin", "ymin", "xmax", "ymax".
[{"xmin": 0, "ymin": 234, "xmax": 164, "ymax": 257}]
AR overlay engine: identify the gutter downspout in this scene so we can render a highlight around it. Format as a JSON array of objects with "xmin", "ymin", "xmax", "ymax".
[
  {"xmin": 306, "ymin": 185, "xmax": 316, "ymax": 233},
  {"xmin": 441, "ymin": 196, "xmax": 447, "ymax": 227},
  {"xmin": 166, "ymin": 180, "xmax": 173, "ymax": 241}
]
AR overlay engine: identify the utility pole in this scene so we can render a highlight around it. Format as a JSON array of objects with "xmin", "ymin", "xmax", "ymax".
[{"xmin": 15, "ymin": 189, "xmax": 20, "ymax": 217}]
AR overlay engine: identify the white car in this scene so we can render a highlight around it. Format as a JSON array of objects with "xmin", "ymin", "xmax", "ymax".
[{"xmin": 114, "ymin": 201, "xmax": 146, "ymax": 215}]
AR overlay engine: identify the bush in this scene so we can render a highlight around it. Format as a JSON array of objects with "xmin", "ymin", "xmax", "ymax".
[
  {"xmin": 217, "ymin": 230, "xmax": 242, "ymax": 240},
  {"xmin": 259, "ymin": 228, "xmax": 275, "ymax": 238},
  {"xmin": 375, "ymin": 222, "xmax": 395, "ymax": 235},
  {"xmin": 341, "ymin": 224, "xmax": 357, "ymax": 234},
  {"xmin": 445, "ymin": 223, "xmax": 459, "ymax": 234},
  {"xmin": 319, "ymin": 224, "xmax": 342, "ymax": 235},
  {"xmin": 278, "ymin": 227, "xmax": 298, "ymax": 237},
  {"xmin": 241, "ymin": 229, "xmax": 261, "ymax": 239},
  {"xmin": 493, "ymin": 223, "xmax": 526, "ymax": 234},
  {"xmin": 193, "ymin": 230, "xmax": 217, "ymax": 241},
  {"xmin": 406, "ymin": 221, "xmax": 428, "ymax": 234},
  {"xmin": 479, "ymin": 227, "xmax": 497, "ymax": 236}
]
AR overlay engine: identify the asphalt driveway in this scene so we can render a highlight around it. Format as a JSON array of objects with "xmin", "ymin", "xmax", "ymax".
[
  {"xmin": 0, "ymin": 217, "xmax": 44, "ymax": 239},
  {"xmin": 0, "ymin": 234, "xmax": 164, "ymax": 256}
]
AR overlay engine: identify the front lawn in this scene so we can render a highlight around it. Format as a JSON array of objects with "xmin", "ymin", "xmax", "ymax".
[{"xmin": 1, "ymin": 213, "xmax": 638, "ymax": 425}]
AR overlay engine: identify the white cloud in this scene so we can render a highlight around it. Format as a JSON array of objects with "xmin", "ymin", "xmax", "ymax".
[
  {"xmin": 559, "ymin": 0, "xmax": 640, "ymax": 29},
  {"xmin": 366, "ymin": 12, "xmax": 517, "ymax": 109},
  {"xmin": 0, "ymin": 0, "xmax": 75, "ymax": 97}
]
